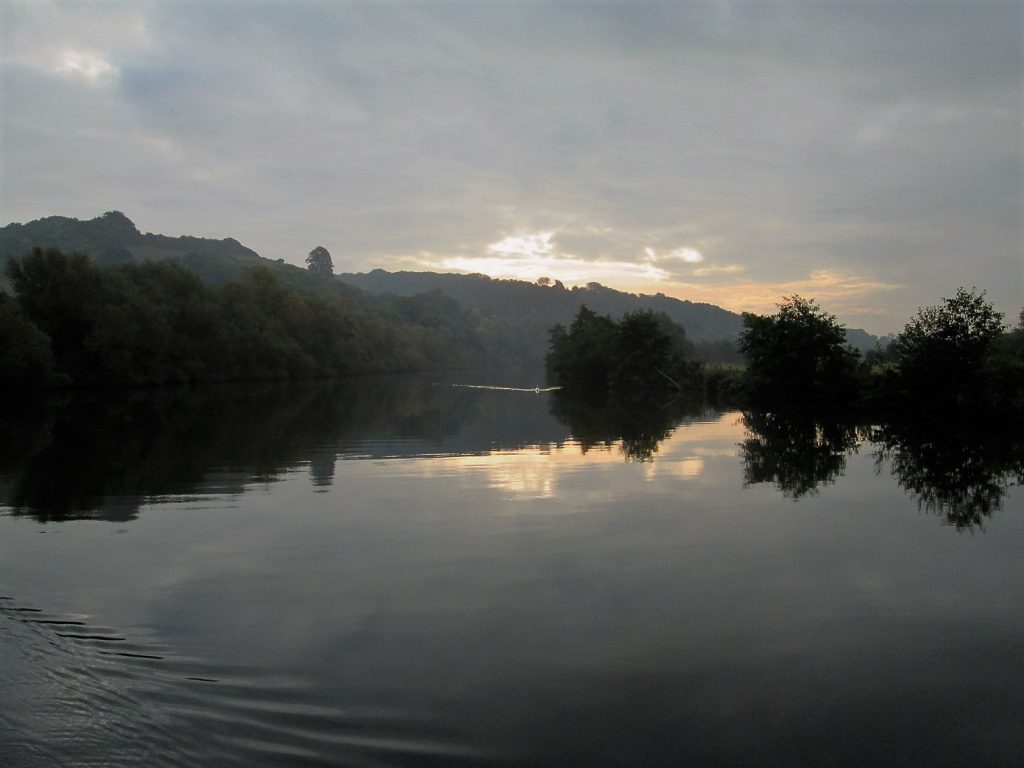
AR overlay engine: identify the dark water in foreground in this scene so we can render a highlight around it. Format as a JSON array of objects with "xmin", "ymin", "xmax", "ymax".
[{"xmin": 1, "ymin": 377, "xmax": 1022, "ymax": 767}]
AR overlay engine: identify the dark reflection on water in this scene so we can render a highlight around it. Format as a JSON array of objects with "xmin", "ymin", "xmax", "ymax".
[
  {"xmin": 869, "ymin": 418, "xmax": 1024, "ymax": 530},
  {"xmin": 548, "ymin": 389, "xmax": 710, "ymax": 461},
  {"xmin": 3, "ymin": 381, "xmax": 1021, "ymax": 529},
  {"xmin": 739, "ymin": 410, "xmax": 861, "ymax": 498},
  {"xmin": 2, "ymin": 379, "xmax": 1023, "ymax": 767},
  {"xmin": 0, "ymin": 376, "xmax": 571, "ymax": 522},
  {"xmin": 735, "ymin": 407, "xmax": 1023, "ymax": 529}
]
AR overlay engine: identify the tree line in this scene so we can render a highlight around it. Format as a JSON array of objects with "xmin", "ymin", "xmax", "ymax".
[
  {"xmin": 734, "ymin": 290, "xmax": 1022, "ymax": 416},
  {"xmin": 0, "ymin": 247, "xmax": 486, "ymax": 388},
  {"xmin": 545, "ymin": 289, "xmax": 1023, "ymax": 418}
]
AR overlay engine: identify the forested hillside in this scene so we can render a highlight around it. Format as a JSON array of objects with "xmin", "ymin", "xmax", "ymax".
[
  {"xmin": 1, "ymin": 212, "xmax": 879, "ymax": 373},
  {"xmin": 0, "ymin": 212, "xmax": 361, "ymax": 302},
  {"xmin": 338, "ymin": 269, "xmax": 742, "ymax": 341},
  {"xmin": 1, "ymin": 248, "xmax": 484, "ymax": 388}
]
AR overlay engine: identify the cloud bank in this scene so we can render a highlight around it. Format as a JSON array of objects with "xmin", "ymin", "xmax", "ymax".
[{"xmin": 1, "ymin": 1, "xmax": 1020, "ymax": 332}]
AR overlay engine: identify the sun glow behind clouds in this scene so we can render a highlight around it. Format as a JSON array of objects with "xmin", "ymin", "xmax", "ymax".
[
  {"xmin": 488, "ymin": 232, "xmax": 556, "ymax": 259},
  {"xmin": 646, "ymin": 246, "xmax": 704, "ymax": 264},
  {"xmin": 424, "ymin": 230, "xmax": 674, "ymax": 284},
  {"xmin": 55, "ymin": 50, "xmax": 118, "ymax": 83},
  {"xmin": 431, "ymin": 254, "xmax": 671, "ymax": 285},
  {"xmin": 424, "ymin": 232, "xmax": 719, "ymax": 286}
]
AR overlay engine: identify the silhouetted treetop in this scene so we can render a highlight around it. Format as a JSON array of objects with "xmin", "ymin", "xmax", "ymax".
[
  {"xmin": 738, "ymin": 295, "xmax": 860, "ymax": 407},
  {"xmin": 306, "ymin": 246, "xmax": 334, "ymax": 276}
]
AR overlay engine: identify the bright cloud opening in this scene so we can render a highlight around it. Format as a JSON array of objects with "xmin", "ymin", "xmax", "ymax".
[
  {"xmin": 645, "ymin": 246, "xmax": 704, "ymax": 264},
  {"xmin": 487, "ymin": 232, "xmax": 556, "ymax": 259},
  {"xmin": 55, "ymin": 50, "xmax": 117, "ymax": 83},
  {"xmin": 417, "ymin": 230, "xmax": 676, "ymax": 285},
  {"xmin": 429, "ymin": 254, "xmax": 671, "ymax": 285},
  {"xmin": 693, "ymin": 264, "xmax": 745, "ymax": 276}
]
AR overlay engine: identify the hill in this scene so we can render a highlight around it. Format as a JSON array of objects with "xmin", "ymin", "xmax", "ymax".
[
  {"xmin": 0, "ymin": 212, "xmax": 360, "ymax": 302},
  {"xmin": 338, "ymin": 269, "xmax": 743, "ymax": 342},
  {"xmin": 1, "ymin": 212, "xmax": 880, "ymax": 362}
]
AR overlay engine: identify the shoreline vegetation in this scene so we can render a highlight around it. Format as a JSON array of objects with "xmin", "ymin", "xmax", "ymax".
[
  {"xmin": 1, "ymin": 247, "xmax": 488, "ymax": 388},
  {"xmin": 546, "ymin": 292, "xmax": 1023, "ymax": 422},
  {"xmin": 1, "ymin": 246, "xmax": 1021, "ymax": 427}
]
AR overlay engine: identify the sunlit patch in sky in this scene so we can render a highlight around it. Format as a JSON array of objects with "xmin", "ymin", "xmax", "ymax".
[
  {"xmin": 424, "ymin": 232, "xmax": 726, "ymax": 287},
  {"xmin": 661, "ymin": 269, "xmax": 899, "ymax": 324},
  {"xmin": 429, "ymin": 254, "xmax": 671, "ymax": 285},
  {"xmin": 645, "ymin": 246, "xmax": 704, "ymax": 264},
  {"xmin": 693, "ymin": 264, "xmax": 745, "ymax": 276},
  {"xmin": 487, "ymin": 232, "xmax": 556, "ymax": 259},
  {"xmin": 55, "ymin": 50, "xmax": 117, "ymax": 83}
]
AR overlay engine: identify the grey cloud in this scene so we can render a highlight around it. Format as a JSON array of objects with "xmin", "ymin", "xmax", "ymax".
[{"xmin": 1, "ymin": 1, "xmax": 1020, "ymax": 332}]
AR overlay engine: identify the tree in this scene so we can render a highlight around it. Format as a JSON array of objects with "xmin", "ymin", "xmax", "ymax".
[
  {"xmin": 5, "ymin": 247, "xmax": 105, "ymax": 369},
  {"xmin": 545, "ymin": 306, "xmax": 701, "ymax": 394},
  {"xmin": 738, "ymin": 295, "xmax": 860, "ymax": 406},
  {"xmin": 0, "ymin": 292, "xmax": 58, "ymax": 388},
  {"xmin": 889, "ymin": 287, "xmax": 1004, "ymax": 406},
  {"xmin": 306, "ymin": 246, "xmax": 334, "ymax": 276}
]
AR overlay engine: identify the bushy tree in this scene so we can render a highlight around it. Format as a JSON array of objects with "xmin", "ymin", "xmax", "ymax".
[
  {"xmin": 546, "ymin": 306, "xmax": 700, "ymax": 394},
  {"xmin": 889, "ymin": 288, "xmax": 1004, "ymax": 406},
  {"xmin": 0, "ymin": 293, "xmax": 58, "ymax": 388},
  {"xmin": 738, "ymin": 295, "xmax": 860, "ymax": 406},
  {"xmin": 306, "ymin": 246, "xmax": 334, "ymax": 276},
  {"xmin": 6, "ymin": 247, "xmax": 104, "ymax": 368},
  {"xmin": 546, "ymin": 305, "xmax": 617, "ymax": 391}
]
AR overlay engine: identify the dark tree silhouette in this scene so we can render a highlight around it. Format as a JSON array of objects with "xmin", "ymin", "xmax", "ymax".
[
  {"xmin": 306, "ymin": 245, "xmax": 334, "ymax": 276},
  {"xmin": 738, "ymin": 295, "xmax": 860, "ymax": 407},
  {"xmin": 888, "ymin": 288, "xmax": 1004, "ymax": 407},
  {"xmin": 546, "ymin": 306, "xmax": 701, "ymax": 395}
]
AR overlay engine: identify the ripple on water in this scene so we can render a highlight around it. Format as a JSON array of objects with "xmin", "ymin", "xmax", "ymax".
[{"xmin": 1, "ymin": 598, "xmax": 499, "ymax": 767}]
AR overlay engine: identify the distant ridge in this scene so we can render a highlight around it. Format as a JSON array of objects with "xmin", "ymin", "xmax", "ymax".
[
  {"xmin": 0, "ymin": 211, "xmax": 359, "ymax": 301},
  {"xmin": 0, "ymin": 211, "xmax": 261, "ymax": 270},
  {"xmin": 0, "ymin": 212, "xmax": 879, "ymax": 352},
  {"xmin": 338, "ymin": 269, "xmax": 745, "ymax": 344}
]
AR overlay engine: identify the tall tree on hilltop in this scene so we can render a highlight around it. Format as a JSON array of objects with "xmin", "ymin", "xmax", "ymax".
[{"xmin": 306, "ymin": 246, "xmax": 334, "ymax": 276}]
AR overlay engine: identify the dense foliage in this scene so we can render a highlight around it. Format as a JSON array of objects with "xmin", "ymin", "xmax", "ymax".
[
  {"xmin": 729, "ymin": 289, "xmax": 1022, "ymax": 417},
  {"xmin": 887, "ymin": 288, "xmax": 1007, "ymax": 408},
  {"xmin": 306, "ymin": 246, "xmax": 334, "ymax": 276},
  {"xmin": 546, "ymin": 306, "xmax": 703, "ymax": 395},
  {"xmin": 0, "ymin": 248, "xmax": 484, "ymax": 388},
  {"xmin": 738, "ymin": 295, "xmax": 861, "ymax": 407}
]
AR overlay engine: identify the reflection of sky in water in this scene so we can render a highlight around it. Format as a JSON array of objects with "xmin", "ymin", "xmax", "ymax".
[
  {"xmin": 1, "ymin": 400, "xmax": 1022, "ymax": 768},
  {"xmin": 337, "ymin": 414, "xmax": 743, "ymax": 502}
]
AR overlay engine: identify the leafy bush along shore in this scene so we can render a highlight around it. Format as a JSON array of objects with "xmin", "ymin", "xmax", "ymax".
[
  {"xmin": 545, "ymin": 306, "xmax": 704, "ymax": 395},
  {"xmin": 546, "ymin": 291, "xmax": 1023, "ymax": 417},
  {"xmin": 0, "ymin": 248, "xmax": 485, "ymax": 388}
]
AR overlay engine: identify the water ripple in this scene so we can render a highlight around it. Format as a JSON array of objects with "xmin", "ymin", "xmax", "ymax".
[{"xmin": 1, "ymin": 596, "xmax": 498, "ymax": 767}]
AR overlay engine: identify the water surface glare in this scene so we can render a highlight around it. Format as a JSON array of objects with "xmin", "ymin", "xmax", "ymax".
[{"xmin": 1, "ymin": 380, "xmax": 1021, "ymax": 767}]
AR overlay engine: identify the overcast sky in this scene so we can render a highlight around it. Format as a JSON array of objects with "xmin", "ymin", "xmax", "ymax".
[{"xmin": 1, "ymin": 0, "xmax": 1021, "ymax": 333}]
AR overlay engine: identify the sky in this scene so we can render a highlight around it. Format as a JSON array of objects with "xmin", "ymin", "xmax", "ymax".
[{"xmin": 1, "ymin": 0, "xmax": 1021, "ymax": 334}]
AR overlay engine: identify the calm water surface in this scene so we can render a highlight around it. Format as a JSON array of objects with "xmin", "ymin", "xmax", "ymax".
[{"xmin": 1, "ymin": 377, "xmax": 1021, "ymax": 767}]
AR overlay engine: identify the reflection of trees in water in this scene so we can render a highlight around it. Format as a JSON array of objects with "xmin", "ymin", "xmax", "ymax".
[
  {"xmin": 739, "ymin": 408, "xmax": 1023, "ymax": 529},
  {"xmin": 739, "ymin": 411, "xmax": 860, "ymax": 498},
  {"xmin": 0, "ymin": 377, "xmax": 567, "ymax": 522},
  {"xmin": 549, "ymin": 390, "xmax": 706, "ymax": 461},
  {"xmin": 870, "ymin": 420, "xmax": 1024, "ymax": 531}
]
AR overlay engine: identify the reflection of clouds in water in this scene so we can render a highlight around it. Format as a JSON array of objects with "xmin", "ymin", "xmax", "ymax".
[
  {"xmin": 645, "ymin": 457, "xmax": 705, "ymax": 481},
  {"xmin": 401, "ymin": 413, "xmax": 743, "ymax": 501}
]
